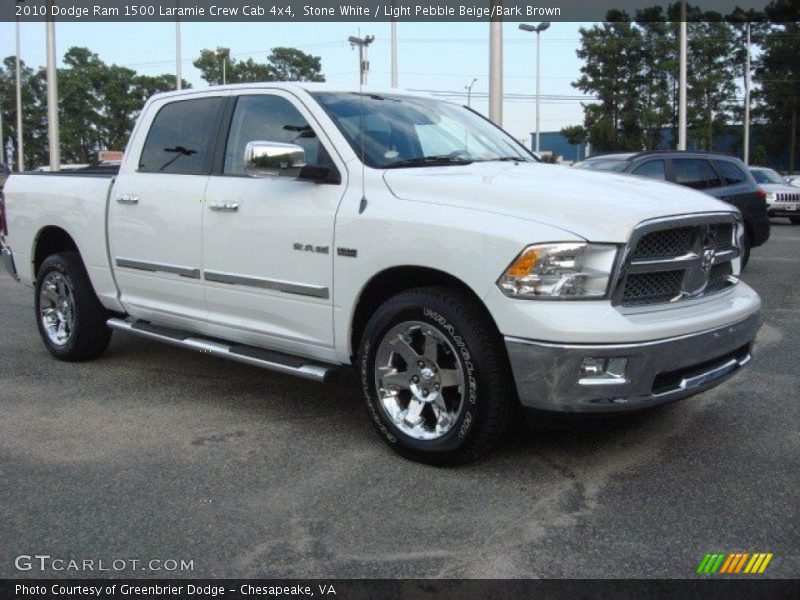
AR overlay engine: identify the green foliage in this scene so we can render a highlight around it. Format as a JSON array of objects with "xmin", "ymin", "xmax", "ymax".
[
  {"xmin": 754, "ymin": 0, "xmax": 800, "ymax": 171},
  {"xmin": 0, "ymin": 48, "xmax": 184, "ymax": 168},
  {"xmin": 572, "ymin": 2, "xmax": 764, "ymax": 154},
  {"xmin": 193, "ymin": 47, "xmax": 325, "ymax": 86},
  {"xmin": 560, "ymin": 124, "xmax": 587, "ymax": 146}
]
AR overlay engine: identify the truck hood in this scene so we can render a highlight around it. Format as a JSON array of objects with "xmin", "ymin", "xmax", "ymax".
[
  {"xmin": 383, "ymin": 162, "xmax": 734, "ymax": 242},
  {"xmin": 759, "ymin": 183, "xmax": 799, "ymax": 194}
]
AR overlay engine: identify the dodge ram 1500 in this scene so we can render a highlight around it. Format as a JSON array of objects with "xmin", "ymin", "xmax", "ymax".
[{"xmin": 0, "ymin": 84, "xmax": 761, "ymax": 464}]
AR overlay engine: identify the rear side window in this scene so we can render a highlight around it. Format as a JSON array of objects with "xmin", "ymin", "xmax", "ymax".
[
  {"xmin": 715, "ymin": 160, "xmax": 747, "ymax": 186},
  {"xmin": 631, "ymin": 160, "xmax": 666, "ymax": 180},
  {"xmin": 139, "ymin": 98, "xmax": 223, "ymax": 175},
  {"xmin": 672, "ymin": 159, "xmax": 722, "ymax": 190}
]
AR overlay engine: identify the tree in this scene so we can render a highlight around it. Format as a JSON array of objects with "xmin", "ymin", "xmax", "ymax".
[
  {"xmin": 560, "ymin": 124, "xmax": 587, "ymax": 146},
  {"xmin": 754, "ymin": 0, "xmax": 800, "ymax": 171},
  {"xmin": 1, "ymin": 48, "xmax": 183, "ymax": 169},
  {"xmin": 193, "ymin": 47, "xmax": 325, "ymax": 86}
]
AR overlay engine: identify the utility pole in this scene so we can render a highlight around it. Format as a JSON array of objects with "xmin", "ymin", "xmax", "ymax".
[
  {"xmin": 390, "ymin": 4, "xmax": 398, "ymax": 88},
  {"xmin": 15, "ymin": 17, "xmax": 24, "ymax": 171},
  {"xmin": 46, "ymin": 11, "xmax": 60, "ymax": 171},
  {"xmin": 743, "ymin": 22, "xmax": 751, "ymax": 164},
  {"xmin": 489, "ymin": 10, "xmax": 502, "ymax": 125},
  {"xmin": 519, "ymin": 22, "xmax": 550, "ymax": 152},
  {"xmin": 678, "ymin": 0, "xmax": 688, "ymax": 151},
  {"xmin": 348, "ymin": 35, "xmax": 375, "ymax": 85},
  {"xmin": 175, "ymin": 19, "xmax": 182, "ymax": 89}
]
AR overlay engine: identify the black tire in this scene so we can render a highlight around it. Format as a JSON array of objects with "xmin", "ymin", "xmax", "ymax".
[
  {"xmin": 358, "ymin": 286, "xmax": 515, "ymax": 465},
  {"xmin": 35, "ymin": 251, "xmax": 112, "ymax": 361},
  {"xmin": 790, "ymin": 216, "xmax": 800, "ymax": 225}
]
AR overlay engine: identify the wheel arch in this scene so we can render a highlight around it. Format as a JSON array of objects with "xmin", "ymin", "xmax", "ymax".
[
  {"xmin": 32, "ymin": 226, "xmax": 80, "ymax": 280},
  {"xmin": 348, "ymin": 265, "xmax": 501, "ymax": 360}
]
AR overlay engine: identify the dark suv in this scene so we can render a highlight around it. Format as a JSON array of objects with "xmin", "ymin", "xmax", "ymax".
[{"xmin": 575, "ymin": 151, "xmax": 770, "ymax": 264}]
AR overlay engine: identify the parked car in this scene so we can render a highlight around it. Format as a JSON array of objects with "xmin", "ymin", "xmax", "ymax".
[
  {"xmin": 0, "ymin": 84, "xmax": 760, "ymax": 464},
  {"xmin": 575, "ymin": 151, "xmax": 770, "ymax": 265},
  {"xmin": 749, "ymin": 167, "xmax": 800, "ymax": 224},
  {"xmin": 787, "ymin": 175, "xmax": 800, "ymax": 188},
  {"xmin": 0, "ymin": 162, "xmax": 9, "ymax": 189}
]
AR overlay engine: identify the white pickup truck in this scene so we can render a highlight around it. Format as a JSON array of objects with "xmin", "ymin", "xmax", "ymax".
[{"xmin": 0, "ymin": 84, "xmax": 760, "ymax": 464}]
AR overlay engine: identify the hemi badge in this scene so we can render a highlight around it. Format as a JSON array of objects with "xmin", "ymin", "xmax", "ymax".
[{"xmin": 337, "ymin": 247, "xmax": 358, "ymax": 258}]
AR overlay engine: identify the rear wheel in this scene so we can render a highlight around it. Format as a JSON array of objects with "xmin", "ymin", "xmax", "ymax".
[
  {"xmin": 790, "ymin": 216, "xmax": 800, "ymax": 225},
  {"xmin": 358, "ymin": 287, "xmax": 515, "ymax": 465},
  {"xmin": 740, "ymin": 228, "xmax": 751, "ymax": 268},
  {"xmin": 35, "ymin": 252, "xmax": 112, "ymax": 361}
]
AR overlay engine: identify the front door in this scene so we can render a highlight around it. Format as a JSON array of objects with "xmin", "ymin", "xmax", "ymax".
[{"xmin": 201, "ymin": 90, "xmax": 346, "ymax": 355}]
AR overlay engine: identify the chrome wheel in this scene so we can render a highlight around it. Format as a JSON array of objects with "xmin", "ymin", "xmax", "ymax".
[
  {"xmin": 374, "ymin": 321, "xmax": 466, "ymax": 441},
  {"xmin": 39, "ymin": 271, "xmax": 75, "ymax": 347}
]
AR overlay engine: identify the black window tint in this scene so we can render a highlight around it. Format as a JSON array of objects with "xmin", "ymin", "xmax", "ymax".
[
  {"xmin": 672, "ymin": 159, "xmax": 722, "ymax": 190},
  {"xmin": 631, "ymin": 160, "xmax": 666, "ymax": 180},
  {"xmin": 715, "ymin": 160, "xmax": 747, "ymax": 186},
  {"xmin": 139, "ymin": 98, "xmax": 223, "ymax": 175},
  {"xmin": 224, "ymin": 95, "xmax": 320, "ymax": 175}
]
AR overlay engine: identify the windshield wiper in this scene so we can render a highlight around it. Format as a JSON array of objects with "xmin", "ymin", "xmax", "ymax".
[
  {"xmin": 384, "ymin": 155, "xmax": 474, "ymax": 169},
  {"xmin": 484, "ymin": 156, "xmax": 532, "ymax": 163}
]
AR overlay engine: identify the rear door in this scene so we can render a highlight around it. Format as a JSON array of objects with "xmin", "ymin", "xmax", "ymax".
[{"xmin": 109, "ymin": 95, "xmax": 225, "ymax": 323}]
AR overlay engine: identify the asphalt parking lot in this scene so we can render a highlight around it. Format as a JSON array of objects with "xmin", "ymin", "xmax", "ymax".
[{"xmin": 1, "ymin": 222, "xmax": 798, "ymax": 580}]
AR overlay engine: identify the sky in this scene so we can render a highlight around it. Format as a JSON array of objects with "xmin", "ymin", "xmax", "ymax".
[{"xmin": 1, "ymin": 20, "xmax": 595, "ymax": 142}]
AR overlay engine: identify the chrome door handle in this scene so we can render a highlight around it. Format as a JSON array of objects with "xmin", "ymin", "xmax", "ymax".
[
  {"xmin": 116, "ymin": 195, "xmax": 139, "ymax": 204},
  {"xmin": 208, "ymin": 202, "xmax": 239, "ymax": 212}
]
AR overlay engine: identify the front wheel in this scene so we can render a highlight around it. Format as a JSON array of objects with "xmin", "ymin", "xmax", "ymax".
[
  {"xmin": 358, "ymin": 287, "xmax": 515, "ymax": 465},
  {"xmin": 35, "ymin": 252, "xmax": 112, "ymax": 361}
]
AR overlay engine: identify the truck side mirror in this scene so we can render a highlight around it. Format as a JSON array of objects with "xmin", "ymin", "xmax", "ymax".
[{"xmin": 244, "ymin": 141, "xmax": 306, "ymax": 179}]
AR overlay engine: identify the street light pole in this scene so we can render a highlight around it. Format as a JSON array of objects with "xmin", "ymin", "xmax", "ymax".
[
  {"xmin": 744, "ymin": 23, "xmax": 751, "ymax": 165},
  {"xmin": 390, "ymin": 9, "xmax": 398, "ymax": 87},
  {"xmin": 175, "ymin": 22, "xmax": 182, "ymax": 89},
  {"xmin": 465, "ymin": 78, "xmax": 478, "ymax": 107},
  {"xmin": 15, "ymin": 17, "xmax": 24, "ymax": 171},
  {"xmin": 46, "ymin": 13, "xmax": 60, "ymax": 171},
  {"xmin": 215, "ymin": 47, "xmax": 230, "ymax": 85},
  {"xmin": 348, "ymin": 35, "xmax": 375, "ymax": 86},
  {"xmin": 488, "ymin": 17, "xmax": 502, "ymax": 125},
  {"xmin": 678, "ymin": 0, "xmax": 688, "ymax": 151},
  {"xmin": 520, "ymin": 22, "xmax": 550, "ymax": 152}
]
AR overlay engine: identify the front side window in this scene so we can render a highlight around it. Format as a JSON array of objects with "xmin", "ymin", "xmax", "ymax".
[
  {"xmin": 311, "ymin": 92, "xmax": 532, "ymax": 168},
  {"xmin": 715, "ymin": 160, "xmax": 747, "ymax": 186},
  {"xmin": 672, "ymin": 159, "xmax": 722, "ymax": 190},
  {"xmin": 631, "ymin": 160, "xmax": 666, "ymax": 180},
  {"xmin": 224, "ymin": 95, "xmax": 321, "ymax": 175},
  {"xmin": 139, "ymin": 97, "xmax": 223, "ymax": 175}
]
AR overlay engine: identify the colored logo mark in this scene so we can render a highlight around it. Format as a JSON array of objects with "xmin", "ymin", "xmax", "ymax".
[{"xmin": 697, "ymin": 552, "xmax": 773, "ymax": 574}]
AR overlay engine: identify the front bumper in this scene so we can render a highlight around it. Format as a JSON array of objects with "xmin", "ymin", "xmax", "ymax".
[
  {"xmin": 505, "ymin": 313, "xmax": 759, "ymax": 413},
  {"xmin": 1, "ymin": 237, "xmax": 19, "ymax": 281},
  {"xmin": 767, "ymin": 204, "xmax": 799, "ymax": 217}
]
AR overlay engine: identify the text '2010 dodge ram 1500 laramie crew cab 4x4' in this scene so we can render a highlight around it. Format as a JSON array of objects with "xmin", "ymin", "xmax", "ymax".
[{"xmin": 0, "ymin": 84, "xmax": 761, "ymax": 464}]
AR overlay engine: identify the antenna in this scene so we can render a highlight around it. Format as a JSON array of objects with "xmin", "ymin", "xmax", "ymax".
[{"xmin": 348, "ymin": 33, "xmax": 375, "ymax": 212}]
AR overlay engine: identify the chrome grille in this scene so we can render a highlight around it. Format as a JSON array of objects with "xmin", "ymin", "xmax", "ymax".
[
  {"xmin": 614, "ymin": 214, "xmax": 740, "ymax": 308},
  {"xmin": 776, "ymin": 192, "xmax": 800, "ymax": 203}
]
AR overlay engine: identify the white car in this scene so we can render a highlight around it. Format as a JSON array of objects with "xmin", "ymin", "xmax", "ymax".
[
  {"xmin": 787, "ymin": 175, "xmax": 800, "ymax": 188},
  {"xmin": 0, "ymin": 84, "xmax": 760, "ymax": 464},
  {"xmin": 749, "ymin": 167, "xmax": 800, "ymax": 224}
]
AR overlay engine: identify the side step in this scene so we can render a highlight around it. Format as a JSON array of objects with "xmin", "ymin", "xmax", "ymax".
[{"xmin": 106, "ymin": 318, "xmax": 337, "ymax": 382}]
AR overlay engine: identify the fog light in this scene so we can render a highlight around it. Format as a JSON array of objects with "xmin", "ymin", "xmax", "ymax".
[{"xmin": 579, "ymin": 357, "xmax": 628, "ymax": 385}]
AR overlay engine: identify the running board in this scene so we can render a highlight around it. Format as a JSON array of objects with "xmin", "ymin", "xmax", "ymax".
[{"xmin": 106, "ymin": 318, "xmax": 337, "ymax": 382}]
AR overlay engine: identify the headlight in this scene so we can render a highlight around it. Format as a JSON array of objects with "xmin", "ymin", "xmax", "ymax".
[
  {"xmin": 497, "ymin": 243, "xmax": 618, "ymax": 299},
  {"xmin": 765, "ymin": 192, "xmax": 776, "ymax": 202}
]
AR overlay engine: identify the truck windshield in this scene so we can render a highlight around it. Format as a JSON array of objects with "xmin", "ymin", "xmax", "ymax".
[{"xmin": 311, "ymin": 92, "xmax": 534, "ymax": 169}]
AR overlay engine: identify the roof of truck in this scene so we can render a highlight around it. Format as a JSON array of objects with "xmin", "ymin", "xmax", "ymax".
[{"xmin": 149, "ymin": 82, "xmax": 437, "ymax": 103}]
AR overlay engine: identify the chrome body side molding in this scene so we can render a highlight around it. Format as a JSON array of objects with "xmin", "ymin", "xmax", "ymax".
[{"xmin": 203, "ymin": 270, "xmax": 329, "ymax": 299}]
